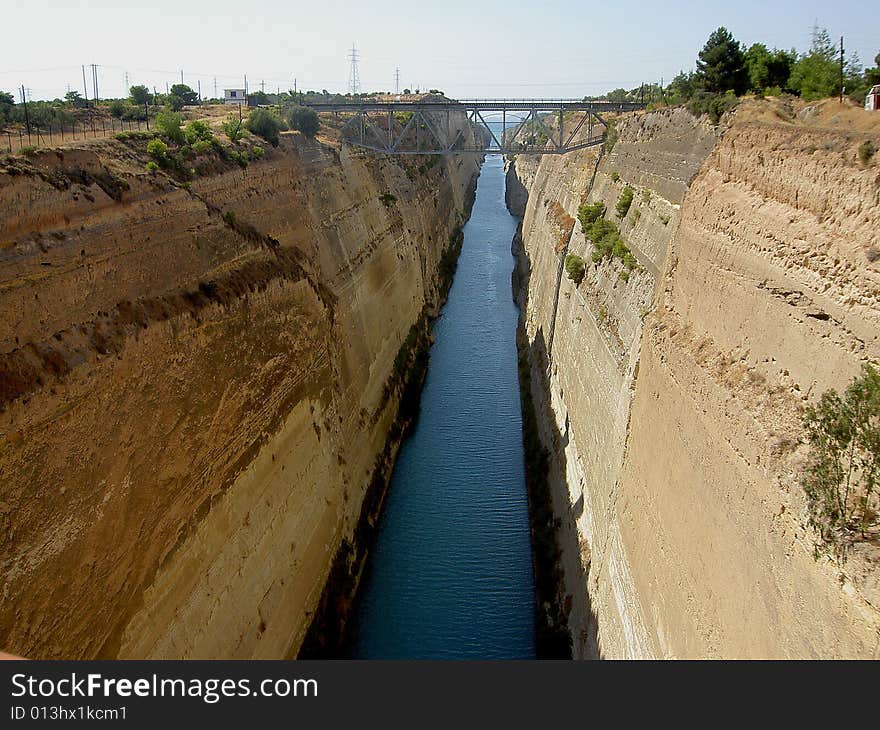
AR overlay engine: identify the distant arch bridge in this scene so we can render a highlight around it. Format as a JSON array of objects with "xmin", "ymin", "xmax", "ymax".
[{"xmin": 304, "ymin": 99, "xmax": 645, "ymax": 155}]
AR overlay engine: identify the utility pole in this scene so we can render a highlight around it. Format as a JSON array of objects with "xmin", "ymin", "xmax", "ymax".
[
  {"xmin": 198, "ymin": 79, "xmax": 201, "ymax": 103},
  {"xmin": 839, "ymin": 36, "xmax": 845, "ymax": 103},
  {"xmin": 20, "ymin": 85, "xmax": 30, "ymax": 134},
  {"xmin": 81, "ymin": 65, "xmax": 89, "ymax": 104},
  {"xmin": 91, "ymin": 64, "xmax": 99, "ymax": 103},
  {"xmin": 214, "ymin": 77, "xmax": 218, "ymax": 98},
  {"xmin": 261, "ymin": 79, "xmax": 265, "ymax": 93},
  {"xmin": 124, "ymin": 70, "xmax": 129, "ymax": 93},
  {"xmin": 180, "ymin": 69, "xmax": 184, "ymax": 85}
]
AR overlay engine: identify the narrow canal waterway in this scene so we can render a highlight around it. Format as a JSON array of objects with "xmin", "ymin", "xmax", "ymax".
[{"xmin": 349, "ymin": 155, "xmax": 535, "ymax": 659}]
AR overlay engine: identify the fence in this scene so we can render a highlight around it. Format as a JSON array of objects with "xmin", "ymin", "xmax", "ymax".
[{"xmin": 3, "ymin": 116, "xmax": 152, "ymax": 154}]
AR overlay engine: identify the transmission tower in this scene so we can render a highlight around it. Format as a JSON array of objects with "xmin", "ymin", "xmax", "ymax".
[
  {"xmin": 348, "ymin": 44, "xmax": 361, "ymax": 95},
  {"xmin": 395, "ymin": 67, "xmax": 400, "ymax": 95}
]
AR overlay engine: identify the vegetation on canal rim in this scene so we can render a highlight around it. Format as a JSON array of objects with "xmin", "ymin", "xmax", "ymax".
[{"xmin": 802, "ymin": 364, "xmax": 880, "ymax": 558}]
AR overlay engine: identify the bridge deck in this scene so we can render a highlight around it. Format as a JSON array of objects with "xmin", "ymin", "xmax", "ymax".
[{"xmin": 306, "ymin": 99, "xmax": 645, "ymax": 113}]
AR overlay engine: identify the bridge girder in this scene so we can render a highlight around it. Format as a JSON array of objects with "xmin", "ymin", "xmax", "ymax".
[{"xmin": 305, "ymin": 99, "xmax": 645, "ymax": 155}]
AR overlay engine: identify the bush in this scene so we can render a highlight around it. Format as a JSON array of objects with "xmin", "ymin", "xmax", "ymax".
[
  {"xmin": 246, "ymin": 108, "xmax": 282, "ymax": 146},
  {"xmin": 287, "ymin": 105, "xmax": 319, "ymax": 137},
  {"xmin": 802, "ymin": 364, "xmax": 880, "ymax": 555},
  {"xmin": 145, "ymin": 161, "xmax": 159, "ymax": 172},
  {"xmin": 184, "ymin": 120, "xmax": 214, "ymax": 144},
  {"xmin": 221, "ymin": 115, "xmax": 245, "ymax": 142},
  {"xmin": 609, "ymin": 171, "xmax": 620, "ymax": 182},
  {"xmin": 577, "ymin": 201, "xmax": 605, "ymax": 232},
  {"xmin": 379, "ymin": 192, "xmax": 397, "ymax": 206},
  {"xmin": 155, "ymin": 110, "xmax": 184, "ymax": 144},
  {"xmin": 858, "ymin": 140, "xmax": 876, "ymax": 166},
  {"xmin": 146, "ymin": 138, "xmax": 168, "ymax": 160},
  {"xmin": 564, "ymin": 254, "xmax": 586, "ymax": 285},
  {"xmin": 252, "ymin": 145, "xmax": 264, "ymax": 158},
  {"xmin": 108, "ymin": 100, "xmax": 126, "ymax": 117},
  {"xmin": 615, "ymin": 186, "xmax": 634, "ymax": 218},
  {"xmin": 191, "ymin": 139, "xmax": 213, "ymax": 155},
  {"xmin": 687, "ymin": 90, "xmax": 740, "ymax": 124}
]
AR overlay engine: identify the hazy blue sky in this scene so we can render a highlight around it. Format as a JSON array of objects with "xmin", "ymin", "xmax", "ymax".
[{"xmin": 3, "ymin": 0, "xmax": 877, "ymax": 101}]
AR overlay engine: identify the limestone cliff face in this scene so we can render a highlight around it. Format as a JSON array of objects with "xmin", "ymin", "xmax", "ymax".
[
  {"xmin": 510, "ymin": 101, "xmax": 880, "ymax": 658},
  {"xmin": 0, "ymin": 124, "xmax": 478, "ymax": 659}
]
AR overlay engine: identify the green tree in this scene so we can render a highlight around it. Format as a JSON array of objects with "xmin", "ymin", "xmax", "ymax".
[
  {"xmin": 866, "ymin": 51, "xmax": 880, "ymax": 86},
  {"xmin": 744, "ymin": 44, "xmax": 795, "ymax": 92},
  {"xmin": 789, "ymin": 28, "xmax": 839, "ymax": 100},
  {"xmin": 167, "ymin": 94, "xmax": 185, "ymax": 111},
  {"xmin": 667, "ymin": 71, "xmax": 697, "ymax": 103},
  {"xmin": 246, "ymin": 108, "xmax": 283, "ymax": 146},
  {"xmin": 129, "ymin": 85, "xmax": 151, "ymax": 106},
  {"xmin": 0, "ymin": 91, "xmax": 14, "ymax": 125},
  {"xmin": 803, "ymin": 364, "xmax": 880, "ymax": 552},
  {"xmin": 605, "ymin": 88, "xmax": 629, "ymax": 102},
  {"xmin": 169, "ymin": 83, "xmax": 198, "ymax": 105},
  {"xmin": 286, "ymin": 105, "xmax": 319, "ymax": 137},
  {"xmin": 64, "ymin": 90, "xmax": 89, "ymax": 108},
  {"xmin": 108, "ymin": 99, "xmax": 126, "ymax": 117},
  {"xmin": 696, "ymin": 27, "xmax": 747, "ymax": 94}
]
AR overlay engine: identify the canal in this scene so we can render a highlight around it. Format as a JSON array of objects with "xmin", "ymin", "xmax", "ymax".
[{"xmin": 349, "ymin": 155, "xmax": 536, "ymax": 659}]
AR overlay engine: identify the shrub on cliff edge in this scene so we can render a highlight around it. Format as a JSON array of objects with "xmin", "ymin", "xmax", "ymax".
[{"xmin": 802, "ymin": 363, "xmax": 880, "ymax": 557}]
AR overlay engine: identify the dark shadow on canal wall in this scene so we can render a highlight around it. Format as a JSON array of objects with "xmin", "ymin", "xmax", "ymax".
[{"xmin": 510, "ymin": 189, "xmax": 602, "ymax": 660}]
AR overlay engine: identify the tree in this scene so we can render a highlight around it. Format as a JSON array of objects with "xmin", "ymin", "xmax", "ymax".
[
  {"xmin": 666, "ymin": 71, "xmax": 697, "ymax": 103},
  {"xmin": 108, "ymin": 99, "xmax": 127, "ymax": 117},
  {"xmin": 866, "ymin": 51, "xmax": 880, "ymax": 87},
  {"xmin": 167, "ymin": 95, "xmax": 185, "ymax": 112},
  {"xmin": 246, "ymin": 108, "xmax": 283, "ymax": 146},
  {"xmin": 744, "ymin": 44, "xmax": 796, "ymax": 93},
  {"xmin": 0, "ymin": 91, "xmax": 14, "ymax": 125},
  {"xmin": 129, "ymin": 85, "xmax": 151, "ymax": 106},
  {"xmin": 287, "ymin": 105, "xmax": 319, "ymax": 137},
  {"xmin": 696, "ymin": 27, "xmax": 747, "ymax": 95},
  {"xmin": 64, "ymin": 90, "xmax": 89, "ymax": 108},
  {"xmin": 789, "ymin": 27, "xmax": 839, "ymax": 100},
  {"xmin": 803, "ymin": 364, "xmax": 880, "ymax": 554},
  {"xmin": 169, "ymin": 83, "xmax": 198, "ymax": 105},
  {"xmin": 606, "ymin": 88, "xmax": 629, "ymax": 102}
]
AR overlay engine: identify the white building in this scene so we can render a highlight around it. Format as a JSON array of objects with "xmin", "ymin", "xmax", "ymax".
[
  {"xmin": 224, "ymin": 89, "xmax": 246, "ymax": 106},
  {"xmin": 866, "ymin": 85, "xmax": 880, "ymax": 112}
]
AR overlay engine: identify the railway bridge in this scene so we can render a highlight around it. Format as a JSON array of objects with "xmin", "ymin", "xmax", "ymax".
[{"xmin": 304, "ymin": 98, "xmax": 645, "ymax": 155}]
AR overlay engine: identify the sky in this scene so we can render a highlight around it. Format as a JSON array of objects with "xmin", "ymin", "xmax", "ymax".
[{"xmin": 3, "ymin": 0, "xmax": 877, "ymax": 102}]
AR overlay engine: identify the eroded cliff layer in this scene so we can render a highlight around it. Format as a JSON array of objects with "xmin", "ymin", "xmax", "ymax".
[
  {"xmin": 0, "ymin": 122, "xmax": 478, "ymax": 659},
  {"xmin": 511, "ymin": 100, "xmax": 880, "ymax": 658}
]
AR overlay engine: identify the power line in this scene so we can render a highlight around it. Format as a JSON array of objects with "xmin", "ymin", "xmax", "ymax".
[{"xmin": 348, "ymin": 43, "xmax": 360, "ymax": 95}]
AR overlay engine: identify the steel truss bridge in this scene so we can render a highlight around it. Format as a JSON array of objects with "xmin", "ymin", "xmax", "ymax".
[{"xmin": 305, "ymin": 99, "xmax": 645, "ymax": 155}]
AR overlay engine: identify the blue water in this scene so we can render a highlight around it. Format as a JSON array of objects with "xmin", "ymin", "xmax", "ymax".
[{"xmin": 349, "ymin": 155, "xmax": 536, "ymax": 659}]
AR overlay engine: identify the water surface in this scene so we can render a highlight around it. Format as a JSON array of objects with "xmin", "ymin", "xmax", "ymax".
[{"xmin": 349, "ymin": 155, "xmax": 535, "ymax": 659}]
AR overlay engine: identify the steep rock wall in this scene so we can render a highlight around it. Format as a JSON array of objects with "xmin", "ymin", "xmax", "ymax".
[
  {"xmin": 0, "ymin": 124, "xmax": 479, "ymax": 659},
  {"xmin": 511, "ymin": 102, "xmax": 880, "ymax": 658}
]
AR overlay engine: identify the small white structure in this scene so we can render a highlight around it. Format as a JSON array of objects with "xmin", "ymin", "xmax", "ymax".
[
  {"xmin": 224, "ymin": 89, "xmax": 246, "ymax": 106},
  {"xmin": 866, "ymin": 85, "xmax": 880, "ymax": 111}
]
